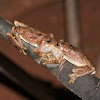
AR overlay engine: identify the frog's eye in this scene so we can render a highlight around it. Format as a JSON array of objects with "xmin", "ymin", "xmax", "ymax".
[
  {"xmin": 69, "ymin": 44, "xmax": 73, "ymax": 47},
  {"xmin": 38, "ymin": 33, "xmax": 42, "ymax": 36},
  {"xmin": 46, "ymin": 40, "xmax": 51, "ymax": 43},
  {"xmin": 56, "ymin": 43, "xmax": 60, "ymax": 46}
]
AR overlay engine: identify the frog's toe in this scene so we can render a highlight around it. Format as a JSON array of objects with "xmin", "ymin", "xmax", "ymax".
[
  {"xmin": 42, "ymin": 62, "xmax": 47, "ymax": 65},
  {"xmin": 69, "ymin": 78, "xmax": 75, "ymax": 84},
  {"xmin": 19, "ymin": 49, "xmax": 27, "ymax": 55},
  {"xmin": 23, "ymin": 51, "xmax": 27, "ymax": 55},
  {"xmin": 69, "ymin": 74, "xmax": 77, "ymax": 84},
  {"xmin": 24, "ymin": 47, "xmax": 27, "ymax": 50},
  {"xmin": 40, "ymin": 56, "xmax": 48, "ymax": 63},
  {"xmin": 91, "ymin": 71, "xmax": 96, "ymax": 75},
  {"xmin": 69, "ymin": 73, "xmax": 76, "ymax": 78}
]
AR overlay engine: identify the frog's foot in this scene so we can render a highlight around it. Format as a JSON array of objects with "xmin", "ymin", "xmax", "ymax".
[
  {"xmin": 42, "ymin": 52, "xmax": 56, "ymax": 65},
  {"xmin": 69, "ymin": 73, "xmax": 77, "ymax": 84},
  {"xmin": 19, "ymin": 48, "xmax": 27, "ymax": 55},
  {"xmin": 91, "ymin": 70, "xmax": 96, "ymax": 75},
  {"xmin": 45, "ymin": 52, "xmax": 53, "ymax": 60},
  {"xmin": 40, "ymin": 55, "xmax": 48, "ymax": 62}
]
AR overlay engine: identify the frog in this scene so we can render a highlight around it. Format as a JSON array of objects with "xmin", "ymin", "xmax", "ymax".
[
  {"xmin": 34, "ymin": 38, "xmax": 96, "ymax": 83},
  {"xmin": 34, "ymin": 33, "xmax": 57, "ymax": 62},
  {"xmin": 53, "ymin": 41, "xmax": 96, "ymax": 83},
  {"xmin": 6, "ymin": 20, "xmax": 49, "ymax": 55}
]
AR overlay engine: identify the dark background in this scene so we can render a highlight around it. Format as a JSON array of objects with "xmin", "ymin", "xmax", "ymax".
[{"xmin": 0, "ymin": 0, "xmax": 100, "ymax": 100}]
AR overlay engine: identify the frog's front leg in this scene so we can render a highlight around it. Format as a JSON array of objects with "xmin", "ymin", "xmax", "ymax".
[
  {"xmin": 69, "ymin": 65, "xmax": 95, "ymax": 84},
  {"xmin": 43, "ymin": 55, "xmax": 63, "ymax": 65},
  {"xmin": 34, "ymin": 47, "xmax": 49, "ymax": 62},
  {"xmin": 43, "ymin": 58, "xmax": 60, "ymax": 65},
  {"xmin": 34, "ymin": 48, "xmax": 58, "ymax": 65},
  {"xmin": 6, "ymin": 32, "xmax": 27, "ymax": 55}
]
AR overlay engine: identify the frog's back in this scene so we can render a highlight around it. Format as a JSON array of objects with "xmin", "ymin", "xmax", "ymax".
[{"xmin": 63, "ymin": 45, "xmax": 91, "ymax": 66}]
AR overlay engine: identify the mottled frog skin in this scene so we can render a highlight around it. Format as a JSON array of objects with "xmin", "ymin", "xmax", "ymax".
[
  {"xmin": 6, "ymin": 20, "xmax": 49, "ymax": 54},
  {"xmin": 7, "ymin": 20, "xmax": 96, "ymax": 84},
  {"xmin": 34, "ymin": 33, "xmax": 56, "ymax": 61},
  {"xmin": 53, "ymin": 41, "xmax": 95, "ymax": 83},
  {"xmin": 34, "ymin": 39, "xmax": 95, "ymax": 83}
]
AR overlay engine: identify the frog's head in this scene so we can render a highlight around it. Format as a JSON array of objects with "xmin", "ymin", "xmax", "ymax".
[
  {"xmin": 40, "ymin": 33, "xmax": 57, "ymax": 50},
  {"xmin": 55, "ymin": 39, "xmax": 69, "ymax": 51}
]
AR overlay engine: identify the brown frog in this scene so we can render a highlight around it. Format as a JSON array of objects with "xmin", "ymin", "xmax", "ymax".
[
  {"xmin": 34, "ymin": 38, "xmax": 96, "ymax": 83},
  {"xmin": 6, "ymin": 20, "xmax": 48, "ymax": 55},
  {"xmin": 34, "ymin": 33, "xmax": 56, "ymax": 61}
]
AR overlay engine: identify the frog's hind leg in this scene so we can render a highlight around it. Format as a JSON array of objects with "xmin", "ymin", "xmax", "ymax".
[
  {"xmin": 7, "ymin": 32, "xmax": 20, "ymax": 48},
  {"xmin": 12, "ymin": 26, "xmax": 24, "ymax": 49},
  {"xmin": 69, "ymin": 65, "xmax": 95, "ymax": 84},
  {"xmin": 70, "ymin": 65, "xmax": 95, "ymax": 76},
  {"xmin": 6, "ymin": 32, "xmax": 27, "ymax": 55}
]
